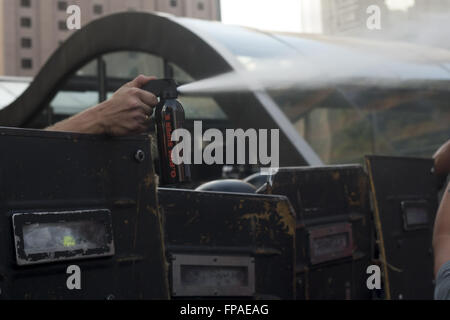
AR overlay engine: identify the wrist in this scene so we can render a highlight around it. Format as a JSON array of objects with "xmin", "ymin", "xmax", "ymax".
[{"xmin": 90, "ymin": 101, "xmax": 109, "ymax": 135}]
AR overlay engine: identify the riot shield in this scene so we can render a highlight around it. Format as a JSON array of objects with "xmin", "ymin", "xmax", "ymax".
[
  {"xmin": 265, "ymin": 165, "xmax": 373, "ymax": 300},
  {"xmin": 158, "ymin": 189, "xmax": 296, "ymax": 300},
  {"xmin": 365, "ymin": 155, "xmax": 438, "ymax": 300},
  {"xmin": 0, "ymin": 128, "xmax": 169, "ymax": 300}
]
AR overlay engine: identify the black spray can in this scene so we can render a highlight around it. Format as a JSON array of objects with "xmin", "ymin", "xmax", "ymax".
[{"xmin": 143, "ymin": 79, "xmax": 191, "ymax": 185}]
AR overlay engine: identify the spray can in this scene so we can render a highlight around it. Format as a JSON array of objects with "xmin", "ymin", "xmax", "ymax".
[{"xmin": 142, "ymin": 79, "xmax": 191, "ymax": 185}]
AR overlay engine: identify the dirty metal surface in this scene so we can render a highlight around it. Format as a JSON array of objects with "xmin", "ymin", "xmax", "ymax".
[
  {"xmin": 158, "ymin": 188, "xmax": 296, "ymax": 300},
  {"xmin": 0, "ymin": 127, "xmax": 169, "ymax": 300},
  {"xmin": 265, "ymin": 165, "xmax": 373, "ymax": 300},
  {"xmin": 366, "ymin": 156, "xmax": 437, "ymax": 300}
]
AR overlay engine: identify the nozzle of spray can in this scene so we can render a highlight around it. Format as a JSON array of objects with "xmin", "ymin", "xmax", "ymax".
[{"xmin": 142, "ymin": 79, "xmax": 191, "ymax": 186}]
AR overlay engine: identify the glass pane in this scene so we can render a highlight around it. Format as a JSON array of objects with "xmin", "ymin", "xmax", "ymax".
[
  {"xmin": 170, "ymin": 62, "xmax": 195, "ymax": 85},
  {"xmin": 168, "ymin": 61, "xmax": 227, "ymax": 120},
  {"xmin": 272, "ymin": 87, "xmax": 450, "ymax": 165},
  {"xmin": 76, "ymin": 59, "xmax": 97, "ymax": 77},
  {"xmin": 23, "ymin": 220, "xmax": 108, "ymax": 255},
  {"xmin": 178, "ymin": 18, "xmax": 296, "ymax": 70},
  {"xmin": 0, "ymin": 80, "xmax": 29, "ymax": 110},
  {"xmin": 370, "ymin": 90, "xmax": 450, "ymax": 158},
  {"xmin": 76, "ymin": 52, "xmax": 165, "ymax": 79},
  {"xmin": 179, "ymin": 96, "xmax": 227, "ymax": 120},
  {"xmin": 104, "ymin": 51, "xmax": 165, "ymax": 79},
  {"xmin": 46, "ymin": 51, "xmax": 165, "ymax": 123},
  {"xmin": 42, "ymin": 51, "xmax": 227, "ymax": 126},
  {"xmin": 51, "ymin": 91, "xmax": 99, "ymax": 115}
]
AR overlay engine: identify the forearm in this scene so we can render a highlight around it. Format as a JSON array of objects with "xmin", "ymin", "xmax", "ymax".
[
  {"xmin": 434, "ymin": 140, "xmax": 450, "ymax": 175},
  {"xmin": 434, "ymin": 183, "xmax": 450, "ymax": 276},
  {"xmin": 46, "ymin": 102, "xmax": 107, "ymax": 135},
  {"xmin": 46, "ymin": 75, "xmax": 157, "ymax": 137}
]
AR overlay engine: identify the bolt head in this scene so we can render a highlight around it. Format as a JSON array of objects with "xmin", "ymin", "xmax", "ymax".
[{"xmin": 135, "ymin": 150, "xmax": 145, "ymax": 163}]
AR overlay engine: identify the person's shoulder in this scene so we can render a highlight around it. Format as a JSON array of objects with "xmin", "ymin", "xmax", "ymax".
[{"xmin": 435, "ymin": 260, "xmax": 450, "ymax": 300}]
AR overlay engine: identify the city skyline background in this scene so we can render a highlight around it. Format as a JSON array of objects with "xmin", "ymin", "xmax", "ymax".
[
  {"xmin": 0, "ymin": 0, "xmax": 449, "ymax": 77},
  {"xmin": 222, "ymin": 0, "xmax": 450, "ymax": 50},
  {"xmin": 221, "ymin": 0, "xmax": 416, "ymax": 33},
  {"xmin": 0, "ymin": 0, "xmax": 221, "ymax": 76}
]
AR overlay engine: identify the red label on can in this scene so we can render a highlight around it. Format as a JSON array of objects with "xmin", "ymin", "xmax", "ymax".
[{"xmin": 164, "ymin": 114, "xmax": 177, "ymax": 180}]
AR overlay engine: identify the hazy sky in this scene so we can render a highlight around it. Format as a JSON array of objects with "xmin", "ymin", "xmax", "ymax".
[
  {"xmin": 221, "ymin": 0, "xmax": 416, "ymax": 33},
  {"xmin": 221, "ymin": 0, "xmax": 303, "ymax": 32}
]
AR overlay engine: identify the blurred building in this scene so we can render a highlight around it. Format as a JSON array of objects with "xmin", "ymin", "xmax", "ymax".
[
  {"xmin": 412, "ymin": 0, "xmax": 450, "ymax": 13},
  {"xmin": 300, "ymin": 0, "xmax": 450, "ymax": 49},
  {"xmin": 299, "ymin": 0, "xmax": 388, "ymax": 35},
  {"xmin": 320, "ymin": 0, "xmax": 388, "ymax": 35},
  {"xmin": 0, "ymin": 0, "xmax": 221, "ymax": 77}
]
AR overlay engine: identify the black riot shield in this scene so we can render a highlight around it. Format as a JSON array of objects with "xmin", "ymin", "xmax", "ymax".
[
  {"xmin": 264, "ymin": 166, "xmax": 373, "ymax": 300},
  {"xmin": 365, "ymin": 155, "xmax": 438, "ymax": 300},
  {"xmin": 0, "ymin": 128, "xmax": 169, "ymax": 300},
  {"xmin": 158, "ymin": 189, "xmax": 296, "ymax": 300}
]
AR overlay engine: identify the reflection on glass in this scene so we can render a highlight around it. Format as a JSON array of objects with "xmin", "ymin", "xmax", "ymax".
[
  {"xmin": 170, "ymin": 62, "xmax": 195, "ymax": 85},
  {"xmin": 23, "ymin": 221, "xmax": 107, "ymax": 255},
  {"xmin": 0, "ymin": 80, "xmax": 30, "ymax": 110},
  {"xmin": 179, "ymin": 18, "xmax": 294, "ymax": 61},
  {"xmin": 76, "ymin": 59, "xmax": 97, "ymax": 77},
  {"xmin": 51, "ymin": 90, "xmax": 99, "ymax": 115},
  {"xmin": 181, "ymin": 265, "xmax": 248, "ymax": 287},
  {"xmin": 271, "ymin": 87, "xmax": 450, "ymax": 164},
  {"xmin": 179, "ymin": 96, "xmax": 227, "ymax": 120},
  {"xmin": 103, "ymin": 52, "xmax": 164, "ymax": 79},
  {"xmin": 169, "ymin": 61, "xmax": 227, "ymax": 120},
  {"xmin": 48, "ymin": 51, "xmax": 165, "ymax": 120},
  {"xmin": 405, "ymin": 207, "xmax": 429, "ymax": 226},
  {"xmin": 75, "ymin": 52, "xmax": 165, "ymax": 79}
]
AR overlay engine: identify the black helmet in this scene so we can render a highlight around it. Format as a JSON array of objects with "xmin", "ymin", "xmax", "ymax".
[
  {"xmin": 196, "ymin": 179, "xmax": 257, "ymax": 194},
  {"xmin": 244, "ymin": 172, "xmax": 269, "ymax": 190}
]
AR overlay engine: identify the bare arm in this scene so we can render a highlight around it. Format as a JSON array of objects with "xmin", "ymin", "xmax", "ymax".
[
  {"xmin": 434, "ymin": 140, "xmax": 450, "ymax": 176},
  {"xmin": 46, "ymin": 75, "xmax": 158, "ymax": 136},
  {"xmin": 433, "ymin": 182, "xmax": 450, "ymax": 276}
]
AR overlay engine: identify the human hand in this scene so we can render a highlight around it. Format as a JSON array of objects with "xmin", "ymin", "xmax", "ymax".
[
  {"xmin": 46, "ymin": 75, "xmax": 159, "ymax": 136},
  {"xmin": 96, "ymin": 75, "xmax": 159, "ymax": 136}
]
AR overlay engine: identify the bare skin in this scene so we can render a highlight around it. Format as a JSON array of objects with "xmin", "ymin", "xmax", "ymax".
[
  {"xmin": 432, "ymin": 141, "xmax": 450, "ymax": 276},
  {"xmin": 433, "ymin": 183, "xmax": 450, "ymax": 276},
  {"xmin": 46, "ymin": 75, "xmax": 158, "ymax": 136},
  {"xmin": 434, "ymin": 140, "xmax": 450, "ymax": 176}
]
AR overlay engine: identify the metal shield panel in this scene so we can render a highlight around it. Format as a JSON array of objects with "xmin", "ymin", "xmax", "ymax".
[
  {"xmin": 266, "ymin": 165, "xmax": 373, "ymax": 300},
  {"xmin": 365, "ymin": 155, "xmax": 438, "ymax": 300},
  {"xmin": 159, "ymin": 189, "xmax": 296, "ymax": 300},
  {"xmin": 0, "ymin": 127, "xmax": 169, "ymax": 300}
]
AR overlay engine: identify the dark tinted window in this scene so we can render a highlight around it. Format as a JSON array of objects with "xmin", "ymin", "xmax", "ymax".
[
  {"xmin": 21, "ymin": 38, "xmax": 32, "ymax": 48},
  {"xmin": 21, "ymin": 59, "xmax": 33, "ymax": 69},
  {"xmin": 20, "ymin": 17, "xmax": 32, "ymax": 28}
]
